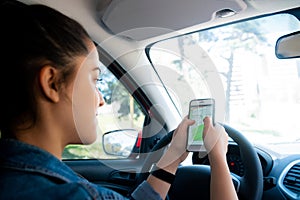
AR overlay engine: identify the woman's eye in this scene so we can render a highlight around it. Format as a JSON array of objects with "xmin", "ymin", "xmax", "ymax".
[
  {"xmin": 96, "ymin": 78, "xmax": 103, "ymax": 84},
  {"xmin": 96, "ymin": 78, "xmax": 103, "ymax": 91}
]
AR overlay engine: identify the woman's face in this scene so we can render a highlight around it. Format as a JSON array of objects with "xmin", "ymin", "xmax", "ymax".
[{"xmin": 70, "ymin": 44, "xmax": 104, "ymax": 144}]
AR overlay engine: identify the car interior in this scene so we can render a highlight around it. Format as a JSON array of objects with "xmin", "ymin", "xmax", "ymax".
[{"xmin": 15, "ymin": 0, "xmax": 300, "ymax": 199}]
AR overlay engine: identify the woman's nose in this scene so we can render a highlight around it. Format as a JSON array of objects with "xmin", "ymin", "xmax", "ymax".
[{"xmin": 98, "ymin": 91, "xmax": 105, "ymax": 107}]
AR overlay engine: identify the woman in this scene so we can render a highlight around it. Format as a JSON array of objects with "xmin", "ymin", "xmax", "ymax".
[{"xmin": 0, "ymin": 1, "xmax": 238, "ymax": 199}]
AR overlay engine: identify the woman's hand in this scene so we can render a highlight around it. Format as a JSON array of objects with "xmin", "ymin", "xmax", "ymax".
[
  {"xmin": 202, "ymin": 117, "xmax": 239, "ymax": 200},
  {"xmin": 157, "ymin": 116, "xmax": 195, "ymax": 169},
  {"xmin": 203, "ymin": 117, "xmax": 228, "ymax": 161},
  {"xmin": 169, "ymin": 116, "xmax": 195, "ymax": 162},
  {"xmin": 148, "ymin": 116, "xmax": 195, "ymax": 199}
]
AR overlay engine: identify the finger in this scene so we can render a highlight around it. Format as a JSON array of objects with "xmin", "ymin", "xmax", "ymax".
[
  {"xmin": 214, "ymin": 124, "xmax": 229, "ymax": 147},
  {"xmin": 214, "ymin": 123, "xmax": 225, "ymax": 134},
  {"xmin": 184, "ymin": 115, "xmax": 196, "ymax": 125},
  {"xmin": 186, "ymin": 118, "xmax": 196, "ymax": 126},
  {"xmin": 173, "ymin": 117, "xmax": 195, "ymax": 139},
  {"xmin": 203, "ymin": 116, "xmax": 212, "ymax": 138},
  {"xmin": 175, "ymin": 116, "xmax": 195, "ymax": 133},
  {"xmin": 203, "ymin": 119, "xmax": 221, "ymax": 154}
]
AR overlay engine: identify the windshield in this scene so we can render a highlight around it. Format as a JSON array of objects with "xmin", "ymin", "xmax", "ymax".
[{"xmin": 149, "ymin": 13, "xmax": 300, "ymax": 154}]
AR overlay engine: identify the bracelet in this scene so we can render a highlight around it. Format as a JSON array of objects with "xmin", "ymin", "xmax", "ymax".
[{"xmin": 149, "ymin": 163, "xmax": 176, "ymax": 184}]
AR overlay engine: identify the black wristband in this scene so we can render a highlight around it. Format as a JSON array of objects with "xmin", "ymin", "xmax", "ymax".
[{"xmin": 149, "ymin": 164, "xmax": 175, "ymax": 184}]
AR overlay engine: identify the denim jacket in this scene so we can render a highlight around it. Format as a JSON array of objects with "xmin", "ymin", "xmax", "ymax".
[{"xmin": 0, "ymin": 139, "xmax": 162, "ymax": 200}]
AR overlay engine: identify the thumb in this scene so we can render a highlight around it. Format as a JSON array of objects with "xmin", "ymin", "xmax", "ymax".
[
  {"xmin": 172, "ymin": 116, "xmax": 195, "ymax": 140},
  {"xmin": 203, "ymin": 116, "xmax": 212, "ymax": 138},
  {"xmin": 175, "ymin": 116, "xmax": 195, "ymax": 134}
]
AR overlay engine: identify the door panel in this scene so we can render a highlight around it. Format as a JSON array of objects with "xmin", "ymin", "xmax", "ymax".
[{"xmin": 64, "ymin": 158, "xmax": 145, "ymax": 196}]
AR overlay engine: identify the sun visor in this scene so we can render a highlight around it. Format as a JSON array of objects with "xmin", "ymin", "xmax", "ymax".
[{"xmin": 99, "ymin": 0, "xmax": 246, "ymax": 40}]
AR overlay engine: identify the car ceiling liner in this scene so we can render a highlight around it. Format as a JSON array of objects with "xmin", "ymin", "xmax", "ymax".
[{"xmin": 97, "ymin": 0, "xmax": 246, "ymax": 40}]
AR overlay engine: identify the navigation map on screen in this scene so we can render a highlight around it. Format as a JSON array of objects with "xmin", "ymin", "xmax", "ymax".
[{"xmin": 188, "ymin": 104, "xmax": 213, "ymax": 145}]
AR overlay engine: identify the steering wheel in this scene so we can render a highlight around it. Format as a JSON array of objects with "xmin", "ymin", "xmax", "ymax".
[{"xmin": 135, "ymin": 124, "xmax": 263, "ymax": 200}]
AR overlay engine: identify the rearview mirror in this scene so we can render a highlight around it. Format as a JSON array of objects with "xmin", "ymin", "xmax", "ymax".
[
  {"xmin": 275, "ymin": 31, "xmax": 300, "ymax": 59},
  {"xmin": 102, "ymin": 129, "xmax": 139, "ymax": 157}
]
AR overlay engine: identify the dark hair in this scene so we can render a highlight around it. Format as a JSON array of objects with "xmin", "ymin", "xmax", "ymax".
[{"xmin": 0, "ymin": 1, "xmax": 91, "ymax": 137}]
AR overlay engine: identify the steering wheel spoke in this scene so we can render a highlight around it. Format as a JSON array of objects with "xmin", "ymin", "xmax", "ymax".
[{"xmin": 231, "ymin": 173, "xmax": 241, "ymax": 193}]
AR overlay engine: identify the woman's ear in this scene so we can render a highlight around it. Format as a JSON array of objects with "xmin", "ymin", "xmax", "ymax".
[{"xmin": 39, "ymin": 65, "xmax": 60, "ymax": 103}]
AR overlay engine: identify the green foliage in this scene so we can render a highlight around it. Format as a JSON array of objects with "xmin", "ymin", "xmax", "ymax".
[{"xmin": 98, "ymin": 67, "xmax": 143, "ymax": 120}]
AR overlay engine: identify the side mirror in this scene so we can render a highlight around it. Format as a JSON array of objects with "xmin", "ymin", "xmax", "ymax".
[
  {"xmin": 102, "ymin": 129, "xmax": 139, "ymax": 157},
  {"xmin": 275, "ymin": 31, "xmax": 300, "ymax": 59}
]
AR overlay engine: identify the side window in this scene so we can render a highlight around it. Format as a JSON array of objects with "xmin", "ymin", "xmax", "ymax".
[{"xmin": 63, "ymin": 61, "xmax": 145, "ymax": 159}]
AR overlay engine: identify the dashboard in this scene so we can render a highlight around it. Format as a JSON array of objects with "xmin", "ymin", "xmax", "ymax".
[{"xmin": 191, "ymin": 142, "xmax": 300, "ymax": 200}]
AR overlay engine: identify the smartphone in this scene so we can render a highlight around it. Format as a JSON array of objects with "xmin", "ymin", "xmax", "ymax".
[{"xmin": 186, "ymin": 98, "xmax": 215, "ymax": 152}]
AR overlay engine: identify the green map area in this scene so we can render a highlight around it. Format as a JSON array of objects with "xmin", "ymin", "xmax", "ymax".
[{"xmin": 192, "ymin": 124, "xmax": 204, "ymax": 141}]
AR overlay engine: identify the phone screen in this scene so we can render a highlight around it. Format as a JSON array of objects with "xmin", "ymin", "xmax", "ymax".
[{"xmin": 187, "ymin": 99, "xmax": 214, "ymax": 151}]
